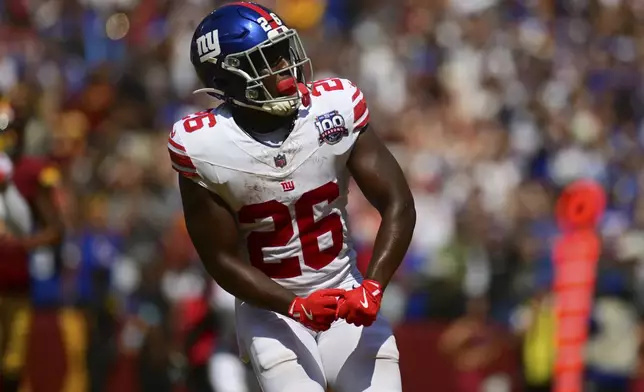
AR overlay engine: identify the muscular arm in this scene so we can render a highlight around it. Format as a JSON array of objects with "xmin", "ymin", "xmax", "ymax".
[
  {"xmin": 347, "ymin": 129, "xmax": 416, "ymax": 288},
  {"xmin": 179, "ymin": 175, "xmax": 296, "ymax": 315}
]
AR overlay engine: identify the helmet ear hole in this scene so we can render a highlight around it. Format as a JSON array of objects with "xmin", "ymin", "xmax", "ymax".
[
  {"xmin": 223, "ymin": 72, "xmax": 254, "ymax": 102},
  {"xmin": 246, "ymin": 89, "xmax": 260, "ymax": 100}
]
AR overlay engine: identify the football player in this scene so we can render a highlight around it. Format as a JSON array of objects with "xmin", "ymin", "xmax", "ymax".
[
  {"xmin": 169, "ymin": 3, "xmax": 416, "ymax": 392},
  {"xmin": 0, "ymin": 90, "xmax": 64, "ymax": 392}
]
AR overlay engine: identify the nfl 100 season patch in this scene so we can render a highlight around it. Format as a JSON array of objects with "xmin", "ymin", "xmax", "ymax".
[{"xmin": 315, "ymin": 110, "xmax": 348, "ymax": 146}]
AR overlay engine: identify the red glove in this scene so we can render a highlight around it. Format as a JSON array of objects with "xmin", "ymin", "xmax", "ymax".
[
  {"xmin": 336, "ymin": 280, "xmax": 383, "ymax": 327},
  {"xmin": 288, "ymin": 288, "xmax": 345, "ymax": 331}
]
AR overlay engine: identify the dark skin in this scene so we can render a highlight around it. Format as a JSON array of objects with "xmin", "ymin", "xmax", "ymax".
[
  {"xmin": 181, "ymin": 58, "xmax": 416, "ymax": 316},
  {"xmin": 180, "ymin": 181, "xmax": 298, "ymax": 314},
  {"xmin": 348, "ymin": 128, "xmax": 416, "ymax": 287},
  {"xmin": 231, "ymin": 58, "xmax": 296, "ymax": 135},
  {"xmin": 231, "ymin": 105, "xmax": 294, "ymax": 135},
  {"xmin": 180, "ymin": 125, "xmax": 416, "ymax": 316}
]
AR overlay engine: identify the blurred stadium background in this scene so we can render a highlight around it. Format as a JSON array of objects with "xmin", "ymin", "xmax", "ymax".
[{"xmin": 1, "ymin": 0, "xmax": 644, "ymax": 391}]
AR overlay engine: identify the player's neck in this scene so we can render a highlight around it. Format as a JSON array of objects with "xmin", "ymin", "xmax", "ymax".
[{"xmin": 231, "ymin": 106, "xmax": 296, "ymax": 134}]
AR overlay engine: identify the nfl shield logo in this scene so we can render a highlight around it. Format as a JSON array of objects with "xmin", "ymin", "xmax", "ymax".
[{"xmin": 274, "ymin": 154, "xmax": 287, "ymax": 168}]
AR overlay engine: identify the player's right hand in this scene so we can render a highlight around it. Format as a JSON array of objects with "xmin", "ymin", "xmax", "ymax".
[{"xmin": 288, "ymin": 289, "xmax": 345, "ymax": 331}]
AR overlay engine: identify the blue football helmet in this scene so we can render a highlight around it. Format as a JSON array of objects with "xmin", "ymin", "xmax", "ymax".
[{"xmin": 190, "ymin": 2, "xmax": 313, "ymax": 116}]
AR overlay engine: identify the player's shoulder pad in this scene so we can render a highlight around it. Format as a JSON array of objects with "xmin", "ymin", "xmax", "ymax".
[
  {"xmin": 167, "ymin": 108, "xmax": 223, "ymax": 179},
  {"xmin": 344, "ymin": 79, "xmax": 370, "ymax": 132},
  {"xmin": 168, "ymin": 118, "xmax": 199, "ymax": 179},
  {"xmin": 310, "ymin": 78, "xmax": 370, "ymax": 133}
]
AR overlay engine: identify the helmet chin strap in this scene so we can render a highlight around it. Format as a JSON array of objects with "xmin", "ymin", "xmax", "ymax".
[
  {"xmin": 192, "ymin": 88, "xmax": 302, "ymax": 117},
  {"xmin": 194, "ymin": 54, "xmax": 311, "ymax": 117},
  {"xmin": 259, "ymin": 99, "xmax": 299, "ymax": 116}
]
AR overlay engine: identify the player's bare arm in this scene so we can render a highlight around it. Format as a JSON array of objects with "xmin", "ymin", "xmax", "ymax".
[
  {"xmin": 179, "ymin": 174, "xmax": 297, "ymax": 315},
  {"xmin": 337, "ymin": 128, "xmax": 416, "ymax": 327},
  {"xmin": 348, "ymin": 129, "xmax": 416, "ymax": 287},
  {"xmin": 179, "ymin": 175, "xmax": 342, "ymax": 331}
]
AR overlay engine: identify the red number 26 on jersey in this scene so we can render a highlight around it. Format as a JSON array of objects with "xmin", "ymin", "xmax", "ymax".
[{"xmin": 238, "ymin": 182, "xmax": 344, "ymax": 279}]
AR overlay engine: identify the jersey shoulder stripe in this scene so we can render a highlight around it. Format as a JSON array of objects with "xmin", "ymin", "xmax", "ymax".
[
  {"xmin": 168, "ymin": 126, "xmax": 198, "ymax": 178},
  {"xmin": 349, "ymin": 82, "xmax": 370, "ymax": 131},
  {"xmin": 309, "ymin": 78, "xmax": 370, "ymax": 132}
]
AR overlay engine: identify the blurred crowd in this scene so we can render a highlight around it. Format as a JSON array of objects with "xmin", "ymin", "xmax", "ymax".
[{"xmin": 2, "ymin": 0, "xmax": 644, "ymax": 391}]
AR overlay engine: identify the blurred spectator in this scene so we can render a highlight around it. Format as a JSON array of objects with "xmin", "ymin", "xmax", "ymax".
[
  {"xmin": 178, "ymin": 295, "xmax": 216, "ymax": 392},
  {"xmin": 511, "ymin": 290, "xmax": 556, "ymax": 392},
  {"xmin": 586, "ymin": 290, "xmax": 639, "ymax": 392},
  {"xmin": 130, "ymin": 262, "xmax": 172, "ymax": 392},
  {"xmin": 0, "ymin": 84, "xmax": 65, "ymax": 392},
  {"xmin": 440, "ymin": 297, "xmax": 505, "ymax": 392}
]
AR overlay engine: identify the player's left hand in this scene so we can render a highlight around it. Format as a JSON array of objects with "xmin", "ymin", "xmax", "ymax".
[
  {"xmin": 289, "ymin": 288, "xmax": 346, "ymax": 331},
  {"xmin": 336, "ymin": 279, "xmax": 383, "ymax": 327}
]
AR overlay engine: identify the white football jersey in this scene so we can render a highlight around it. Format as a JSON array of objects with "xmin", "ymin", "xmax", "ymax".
[
  {"xmin": 168, "ymin": 78, "xmax": 371, "ymax": 296},
  {"xmin": 0, "ymin": 153, "xmax": 32, "ymax": 237}
]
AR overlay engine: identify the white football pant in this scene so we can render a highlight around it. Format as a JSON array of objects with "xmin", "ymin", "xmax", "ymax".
[{"xmin": 235, "ymin": 276, "xmax": 401, "ymax": 392}]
